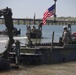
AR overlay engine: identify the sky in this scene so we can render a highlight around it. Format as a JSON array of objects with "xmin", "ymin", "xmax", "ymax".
[{"xmin": 0, "ymin": 0, "xmax": 76, "ymax": 19}]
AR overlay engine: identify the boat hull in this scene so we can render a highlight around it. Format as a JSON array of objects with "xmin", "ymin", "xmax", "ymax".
[{"xmin": 8, "ymin": 41, "xmax": 76, "ymax": 65}]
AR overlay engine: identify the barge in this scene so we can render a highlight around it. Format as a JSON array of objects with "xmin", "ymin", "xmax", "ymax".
[{"xmin": 9, "ymin": 40, "xmax": 76, "ymax": 65}]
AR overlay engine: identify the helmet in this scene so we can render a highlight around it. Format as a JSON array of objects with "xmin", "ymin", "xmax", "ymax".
[{"xmin": 63, "ymin": 26, "xmax": 67, "ymax": 29}]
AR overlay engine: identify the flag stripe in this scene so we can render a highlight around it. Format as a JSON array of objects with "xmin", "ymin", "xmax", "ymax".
[{"xmin": 42, "ymin": 4, "xmax": 55, "ymax": 25}]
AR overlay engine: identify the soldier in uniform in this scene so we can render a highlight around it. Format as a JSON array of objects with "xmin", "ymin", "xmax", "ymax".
[{"xmin": 62, "ymin": 26, "xmax": 72, "ymax": 46}]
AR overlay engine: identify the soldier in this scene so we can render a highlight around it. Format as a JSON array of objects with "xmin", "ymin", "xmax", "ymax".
[
  {"xmin": 62, "ymin": 26, "xmax": 72, "ymax": 46},
  {"xmin": 38, "ymin": 23, "xmax": 43, "ymax": 30}
]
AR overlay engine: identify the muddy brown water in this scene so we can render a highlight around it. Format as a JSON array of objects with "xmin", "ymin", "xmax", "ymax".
[{"xmin": 0, "ymin": 61, "xmax": 76, "ymax": 75}]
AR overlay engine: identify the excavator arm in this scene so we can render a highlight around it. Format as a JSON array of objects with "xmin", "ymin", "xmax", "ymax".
[{"xmin": 0, "ymin": 7, "xmax": 14, "ymax": 58}]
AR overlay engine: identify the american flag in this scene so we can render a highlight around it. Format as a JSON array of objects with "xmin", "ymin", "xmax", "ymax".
[{"xmin": 42, "ymin": 4, "xmax": 55, "ymax": 25}]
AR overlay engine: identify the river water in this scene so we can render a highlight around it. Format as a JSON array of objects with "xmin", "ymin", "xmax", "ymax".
[{"xmin": 0, "ymin": 24, "xmax": 76, "ymax": 75}]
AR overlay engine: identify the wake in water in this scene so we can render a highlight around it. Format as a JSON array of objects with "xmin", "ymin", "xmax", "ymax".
[
  {"xmin": 0, "ymin": 36, "xmax": 28, "ymax": 43},
  {"xmin": 14, "ymin": 36, "xmax": 27, "ymax": 39},
  {"xmin": 0, "ymin": 36, "xmax": 28, "ymax": 53},
  {"xmin": 0, "ymin": 40, "xmax": 8, "ymax": 43}
]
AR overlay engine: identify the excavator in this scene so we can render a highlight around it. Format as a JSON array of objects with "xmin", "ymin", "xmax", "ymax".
[{"xmin": 0, "ymin": 7, "xmax": 17, "ymax": 70}]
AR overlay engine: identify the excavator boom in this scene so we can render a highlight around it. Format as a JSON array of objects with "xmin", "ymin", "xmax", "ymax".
[{"xmin": 0, "ymin": 7, "xmax": 14, "ymax": 58}]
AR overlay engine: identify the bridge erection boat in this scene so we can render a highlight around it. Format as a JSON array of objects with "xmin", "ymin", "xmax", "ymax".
[
  {"xmin": 26, "ymin": 29, "xmax": 42, "ymax": 38},
  {"xmin": 0, "ymin": 27, "xmax": 21, "ymax": 36},
  {"xmin": 26, "ymin": 25, "xmax": 42, "ymax": 39}
]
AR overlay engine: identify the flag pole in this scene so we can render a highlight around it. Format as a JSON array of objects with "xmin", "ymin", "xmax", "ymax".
[{"xmin": 54, "ymin": 0, "xmax": 57, "ymax": 21}]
